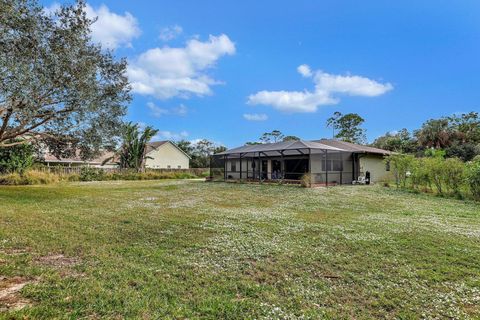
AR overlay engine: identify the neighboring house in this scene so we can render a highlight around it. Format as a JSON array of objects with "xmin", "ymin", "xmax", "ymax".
[
  {"xmin": 212, "ymin": 139, "xmax": 392, "ymax": 185},
  {"xmin": 42, "ymin": 151, "xmax": 118, "ymax": 168},
  {"xmin": 145, "ymin": 141, "xmax": 190, "ymax": 169},
  {"xmin": 41, "ymin": 141, "xmax": 190, "ymax": 169}
]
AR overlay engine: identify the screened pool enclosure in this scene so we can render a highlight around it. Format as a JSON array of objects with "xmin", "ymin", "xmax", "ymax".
[{"xmin": 209, "ymin": 140, "xmax": 364, "ymax": 186}]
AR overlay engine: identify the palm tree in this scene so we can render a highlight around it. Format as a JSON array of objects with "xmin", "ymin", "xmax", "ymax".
[
  {"xmin": 103, "ymin": 122, "xmax": 158, "ymax": 171},
  {"xmin": 415, "ymin": 119, "xmax": 452, "ymax": 149}
]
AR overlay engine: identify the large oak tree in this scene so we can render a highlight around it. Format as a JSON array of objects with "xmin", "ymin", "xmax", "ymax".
[{"xmin": 0, "ymin": 0, "xmax": 130, "ymax": 159}]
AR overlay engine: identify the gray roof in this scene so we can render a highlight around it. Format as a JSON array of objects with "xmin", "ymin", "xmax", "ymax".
[
  {"xmin": 218, "ymin": 139, "xmax": 392, "ymax": 156},
  {"xmin": 217, "ymin": 140, "xmax": 344, "ymax": 156},
  {"xmin": 314, "ymin": 139, "xmax": 393, "ymax": 155}
]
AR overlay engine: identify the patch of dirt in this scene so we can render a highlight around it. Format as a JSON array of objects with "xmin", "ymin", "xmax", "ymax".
[
  {"xmin": 0, "ymin": 276, "xmax": 37, "ymax": 311},
  {"xmin": 36, "ymin": 254, "xmax": 84, "ymax": 278},
  {"xmin": 36, "ymin": 254, "xmax": 80, "ymax": 268},
  {"xmin": 0, "ymin": 248, "xmax": 31, "ymax": 255}
]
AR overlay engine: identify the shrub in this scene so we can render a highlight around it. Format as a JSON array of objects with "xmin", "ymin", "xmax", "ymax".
[
  {"xmin": 300, "ymin": 174, "xmax": 311, "ymax": 188},
  {"xmin": 23, "ymin": 170, "xmax": 60, "ymax": 185},
  {"xmin": 79, "ymin": 167, "xmax": 106, "ymax": 181},
  {"xmin": 423, "ymin": 157, "xmax": 445, "ymax": 195},
  {"xmin": 0, "ymin": 143, "xmax": 34, "ymax": 174},
  {"xmin": 385, "ymin": 154, "xmax": 415, "ymax": 188},
  {"xmin": 466, "ymin": 159, "xmax": 480, "ymax": 200},
  {"xmin": 443, "ymin": 158, "xmax": 465, "ymax": 196},
  {"xmin": 0, "ymin": 172, "xmax": 23, "ymax": 185}
]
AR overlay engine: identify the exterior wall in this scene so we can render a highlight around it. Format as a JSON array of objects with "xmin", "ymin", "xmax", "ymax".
[
  {"xmin": 145, "ymin": 142, "xmax": 190, "ymax": 169},
  {"xmin": 358, "ymin": 154, "xmax": 390, "ymax": 183},
  {"xmin": 310, "ymin": 152, "xmax": 354, "ymax": 184}
]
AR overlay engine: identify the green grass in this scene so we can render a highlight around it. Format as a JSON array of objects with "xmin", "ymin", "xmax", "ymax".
[{"xmin": 1, "ymin": 181, "xmax": 479, "ymax": 319}]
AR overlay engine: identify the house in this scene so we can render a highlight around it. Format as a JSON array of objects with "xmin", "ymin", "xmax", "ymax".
[
  {"xmin": 42, "ymin": 151, "xmax": 118, "ymax": 168},
  {"xmin": 42, "ymin": 141, "xmax": 190, "ymax": 169},
  {"xmin": 144, "ymin": 141, "xmax": 190, "ymax": 169},
  {"xmin": 211, "ymin": 139, "xmax": 392, "ymax": 185}
]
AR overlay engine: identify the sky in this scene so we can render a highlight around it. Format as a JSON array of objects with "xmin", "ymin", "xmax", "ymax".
[{"xmin": 43, "ymin": 0, "xmax": 480, "ymax": 148}]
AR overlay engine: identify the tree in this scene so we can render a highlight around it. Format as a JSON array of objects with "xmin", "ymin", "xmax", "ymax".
[
  {"xmin": 260, "ymin": 130, "xmax": 284, "ymax": 143},
  {"xmin": 326, "ymin": 112, "xmax": 366, "ymax": 144},
  {"xmin": 104, "ymin": 123, "xmax": 158, "ymax": 171},
  {"xmin": 283, "ymin": 135, "xmax": 300, "ymax": 142},
  {"xmin": 0, "ymin": 142, "xmax": 34, "ymax": 174},
  {"xmin": 372, "ymin": 128, "xmax": 417, "ymax": 153},
  {"xmin": 176, "ymin": 139, "xmax": 226, "ymax": 168},
  {"xmin": 414, "ymin": 119, "xmax": 453, "ymax": 149},
  {"xmin": 0, "ymin": 0, "xmax": 130, "ymax": 160}
]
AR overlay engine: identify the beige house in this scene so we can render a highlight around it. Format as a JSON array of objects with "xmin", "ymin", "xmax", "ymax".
[
  {"xmin": 145, "ymin": 141, "xmax": 190, "ymax": 169},
  {"xmin": 213, "ymin": 139, "xmax": 392, "ymax": 185},
  {"xmin": 42, "ymin": 141, "xmax": 190, "ymax": 169}
]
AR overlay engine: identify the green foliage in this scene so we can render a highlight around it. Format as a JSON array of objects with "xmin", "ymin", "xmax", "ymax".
[
  {"xmin": 385, "ymin": 154, "xmax": 415, "ymax": 188},
  {"xmin": 443, "ymin": 158, "xmax": 465, "ymax": 197},
  {"xmin": 114, "ymin": 123, "xmax": 159, "ymax": 171},
  {"xmin": 466, "ymin": 159, "xmax": 480, "ymax": 200},
  {"xmin": 283, "ymin": 135, "xmax": 300, "ymax": 141},
  {"xmin": 0, "ymin": 0, "xmax": 130, "ymax": 157},
  {"xmin": 260, "ymin": 130, "xmax": 284, "ymax": 143},
  {"xmin": 176, "ymin": 139, "xmax": 226, "ymax": 168},
  {"xmin": 326, "ymin": 111, "xmax": 366, "ymax": 144},
  {"xmin": 423, "ymin": 157, "xmax": 446, "ymax": 195},
  {"xmin": 79, "ymin": 167, "xmax": 105, "ymax": 182},
  {"xmin": 0, "ymin": 143, "xmax": 34, "ymax": 174},
  {"xmin": 372, "ymin": 129, "xmax": 417, "ymax": 153},
  {"xmin": 424, "ymin": 148, "xmax": 446, "ymax": 158}
]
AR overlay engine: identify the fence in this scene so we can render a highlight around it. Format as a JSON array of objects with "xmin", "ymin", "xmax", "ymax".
[{"xmin": 34, "ymin": 166, "xmax": 209, "ymax": 176}]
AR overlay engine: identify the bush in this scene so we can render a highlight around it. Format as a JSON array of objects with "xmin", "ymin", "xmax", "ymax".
[
  {"xmin": 423, "ymin": 157, "xmax": 445, "ymax": 195},
  {"xmin": 79, "ymin": 167, "xmax": 105, "ymax": 181},
  {"xmin": 443, "ymin": 158, "xmax": 465, "ymax": 196},
  {"xmin": 300, "ymin": 174, "xmax": 311, "ymax": 188},
  {"xmin": 385, "ymin": 154, "xmax": 415, "ymax": 188},
  {"xmin": 0, "ymin": 172, "xmax": 23, "ymax": 185},
  {"xmin": 466, "ymin": 159, "xmax": 480, "ymax": 200},
  {"xmin": 0, "ymin": 143, "xmax": 34, "ymax": 174}
]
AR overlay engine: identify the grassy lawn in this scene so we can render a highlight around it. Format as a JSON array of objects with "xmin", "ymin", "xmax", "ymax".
[{"xmin": 1, "ymin": 180, "xmax": 479, "ymax": 319}]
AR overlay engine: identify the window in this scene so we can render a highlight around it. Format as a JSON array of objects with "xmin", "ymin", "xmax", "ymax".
[
  {"xmin": 231, "ymin": 162, "xmax": 237, "ymax": 172},
  {"xmin": 167, "ymin": 165, "xmax": 171, "ymax": 169},
  {"xmin": 332, "ymin": 160, "xmax": 343, "ymax": 171},
  {"xmin": 385, "ymin": 161, "xmax": 390, "ymax": 172},
  {"xmin": 322, "ymin": 159, "xmax": 343, "ymax": 171},
  {"xmin": 178, "ymin": 165, "xmax": 181, "ymax": 169}
]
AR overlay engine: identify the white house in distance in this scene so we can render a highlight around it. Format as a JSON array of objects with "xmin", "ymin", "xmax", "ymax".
[
  {"xmin": 42, "ymin": 141, "xmax": 190, "ymax": 169},
  {"xmin": 144, "ymin": 141, "xmax": 190, "ymax": 169}
]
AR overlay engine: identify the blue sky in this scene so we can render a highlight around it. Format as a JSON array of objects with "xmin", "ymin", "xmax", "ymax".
[{"xmin": 45, "ymin": 1, "xmax": 480, "ymax": 147}]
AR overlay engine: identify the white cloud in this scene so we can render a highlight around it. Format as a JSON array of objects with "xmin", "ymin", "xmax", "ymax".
[
  {"xmin": 128, "ymin": 34, "xmax": 236, "ymax": 99},
  {"xmin": 243, "ymin": 113, "xmax": 268, "ymax": 121},
  {"xmin": 45, "ymin": 3, "xmax": 141, "ymax": 50},
  {"xmin": 297, "ymin": 64, "xmax": 312, "ymax": 78},
  {"xmin": 247, "ymin": 65, "xmax": 393, "ymax": 113},
  {"xmin": 153, "ymin": 130, "xmax": 189, "ymax": 141},
  {"xmin": 85, "ymin": 4, "xmax": 141, "ymax": 49},
  {"xmin": 159, "ymin": 25, "xmax": 183, "ymax": 41},
  {"xmin": 173, "ymin": 104, "xmax": 188, "ymax": 116},
  {"xmin": 146, "ymin": 102, "xmax": 188, "ymax": 117},
  {"xmin": 146, "ymin": 102, "xmax": 169, "ymax": 118}
]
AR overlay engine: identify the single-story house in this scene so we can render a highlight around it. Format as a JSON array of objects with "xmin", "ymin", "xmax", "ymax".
[
  {"xmin": 42, "ymin": 141, "xmax": 190, "ymax": 169},
  {"xmin": 144, "ymin": 141, "xmax": 190, "ymax": 169},
  {"xmin": 42, "ymin": 151, "xmax": 118, "ymax": 168},
  {"xmin": 211, "ymin": 139, "xmax": 392, "ymax": 185}
]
